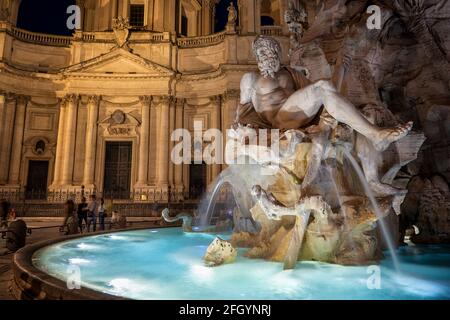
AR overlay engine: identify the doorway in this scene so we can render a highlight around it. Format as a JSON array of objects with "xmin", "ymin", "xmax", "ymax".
[
  {"xmin": 26, "ymin": 160, "xmax": 49, "ymax": 199},
  {"xmin": 189, "ymin": 162, "xmax": 207, "ymax": 199},
  {"xmin": 103, "ymin": 141, "xmax": 132, "ymax": 199}
]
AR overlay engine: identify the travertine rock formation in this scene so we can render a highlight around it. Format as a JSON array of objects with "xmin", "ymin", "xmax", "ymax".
[
  {"xmin": 401, "ymin": 175, "xmax": 450, "ymax": 243},
  {"xmin": 290, "ymin": 0, "xmax": 450, "ymax": 243},
  {"xmin": 203, "ymin": 237, "xmax": 237, "ymax": 267}
]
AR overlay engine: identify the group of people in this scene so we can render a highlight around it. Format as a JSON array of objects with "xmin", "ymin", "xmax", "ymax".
[{"xmin": 62, "ymin": 195, "xmax": 107, "ymax": 234}]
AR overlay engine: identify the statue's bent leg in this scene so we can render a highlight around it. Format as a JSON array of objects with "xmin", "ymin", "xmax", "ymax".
[
  {"xmin": 274, "ymin": 84, "xmax": 323, "ymax": 129},
  {"xmin": 316, "ymin": 80, "xmax": 413, "ymax": 151},
  {"xmin": 276, "ymin": 80, "xmax": 412, "ymax": 151}
]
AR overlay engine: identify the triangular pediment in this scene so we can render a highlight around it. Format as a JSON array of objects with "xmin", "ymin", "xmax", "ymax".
[{"xmin": 63, "ymin": 48, "xmax": 173, "ymax": 77}]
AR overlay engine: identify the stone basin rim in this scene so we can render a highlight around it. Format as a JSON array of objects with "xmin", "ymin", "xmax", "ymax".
[{"xmin": 12, "ymin": 226, "xmax": 178, "ymax": 300}]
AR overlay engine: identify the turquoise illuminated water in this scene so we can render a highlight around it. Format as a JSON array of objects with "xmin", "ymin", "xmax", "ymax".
[{"xmin": 33, "ymin": 228, "xmax": 450, "ymax": 300}]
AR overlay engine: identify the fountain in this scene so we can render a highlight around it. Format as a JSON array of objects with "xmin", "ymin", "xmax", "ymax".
[
  {"xmin": 14, "ymin": 2, "xmax": 450, "ymax": 301},
  {"xmin": 173, "ymin": 30, "xmax": 426, "ymax": 271}
]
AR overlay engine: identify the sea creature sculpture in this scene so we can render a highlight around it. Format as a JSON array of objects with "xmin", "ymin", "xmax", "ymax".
[{"xmin": 162, "ymin": 208, "xmax": 193, "ymax": 232}]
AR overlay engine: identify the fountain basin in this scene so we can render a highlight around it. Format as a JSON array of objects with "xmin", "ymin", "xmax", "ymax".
[{"xmin": 13, "ymin": 228, "xmax": 450, "ymax": 300}]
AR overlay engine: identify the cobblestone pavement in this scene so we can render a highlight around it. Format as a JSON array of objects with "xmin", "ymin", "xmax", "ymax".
[{"xmin": 0, "ymin": 217, "xmax": 163, "ymax": 300}]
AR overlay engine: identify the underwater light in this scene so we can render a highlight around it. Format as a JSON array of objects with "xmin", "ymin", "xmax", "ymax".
[
  {"xmin": 77, "ymin": 243, "xmax": 98, "ymax": 250},
  {"xmin": 69, "ymin": 258, "xmax": 91, "ymax": 265},
  {"xmin": 191, "ymin": 265, "xmax": 214, "ymax": 281}
]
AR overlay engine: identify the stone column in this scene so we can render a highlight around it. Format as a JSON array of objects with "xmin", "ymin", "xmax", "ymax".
[
  {"xmin": 238, "ymin": 0, "xmax": 257, "ymax": 34},
  {"xmin": 164, "ymin": 0, "xmax": 177, "ymax": 32},
  {"xmin": 156, "ymin": 96, "xmax": 170, "ymax": 191},
  {"xmin": 0, "ymin": 93, "xmax": 7, "ymax": 184},
  {"xmin": 51, "ymin": 99, "xmax": 67, "ymax": 189},
  {"xmin": 0, "ymin": 93, "xmax": 15, "ymax": 185},
  {"xmin": 8, "ymin": 95, "xmax": 29, "ymax": 186},
  {"xmin": 223, "ymin": 89, "xmax": 239, "ymax": 130},
  {"xmin": 174, "ymin": 98, "xmax": 185, "ymax": 199},
  {"xmin": 168, "ymin": 97, "xmax": 176, "ymax": 189},
  {"xmin": 153, "ymin": 0, "xmax": 165, "ymax": 32},
  {"xmin": 60, "ymin": 94, "xmax": 79, "ymax": 187},
  {"xmin": 0, "ymin": 93, "xmax": 4, "ymax": 137},
  {"xmin": 82, "ymin": 95, "xmax": 100, "ymax": 190},
  {"xmin": 202, "ymin": 0, "xmax": 213, "ymax": 35},
  {"xmin": 221, "ymin": 90, "xmax": 239, "ymax": 170},
  {"xmin": 210, "ymin": 95, "xmax": 222, "ymax": 180},
  {"xmin": 136, "ymin": 96, "xmax": 151, "ymax": 187},
  {"xmin": 279, "ymin": 0, "xmax": 289, "ymax": 35}
]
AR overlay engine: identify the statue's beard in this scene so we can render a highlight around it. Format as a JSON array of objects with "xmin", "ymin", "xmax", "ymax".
[{"xmin": 258, "ymin": 58, "xmax": 280, "ymax": 78}]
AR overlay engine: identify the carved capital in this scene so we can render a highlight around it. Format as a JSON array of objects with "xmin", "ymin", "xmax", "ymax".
[
  {"xmin": 64, "ymin": 94, "xmax": 79, "ymax": 105},
  {"xmin": 0, "ymin": 90, "xmax": 9, "ymax": 103},
  {"xmin": 223, "ymin": 89, "xmax": 240, "ymax": 102},
  {"xmin": 175, "ymin": 98, "xmax": 185, "ymax": 108},
  {"xmin": 153, "ymin": 95, "xmax": 173, "ymax": 106},
  {"xmin": 5, "ymin": 92, "xmax": 17, "ymax": 101},
  {"xmin": 139, "ymin": 96, "xmax": 152, "ymax": 107},
  {"xmin": 210, "ymin": 95, "xmax": 222, "ymax": 106},
  {"xmin": 87, "ymin": 95, "xmax": 100, "ymax": 106},
  {"xmin": 16, "ymin": 95, "xmax": 30, "ymax": 106}
]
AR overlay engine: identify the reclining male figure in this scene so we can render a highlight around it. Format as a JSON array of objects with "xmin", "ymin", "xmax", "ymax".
[{"xmin": 237, "ymin": 36, "xmax": 412, "ymax": 152}]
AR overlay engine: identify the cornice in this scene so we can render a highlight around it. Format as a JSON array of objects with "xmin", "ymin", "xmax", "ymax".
[
  {"xmin": 61, "ymin": 73, "xmax": 173, "ymax": 80},
  {"xmin": 1, "ymin": 60, "xmax": 256, "ymax": 83}
]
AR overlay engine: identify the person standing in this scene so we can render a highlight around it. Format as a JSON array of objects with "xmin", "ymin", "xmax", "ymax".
[
  {"xmin": 61, "ymin": 200, "xmax": 78, "ymax": 235},
  {"xmin": 77, "ymin": 197, "xmax": 88, "ymax": 233},
  {"xmin": 0, "ymin": 199, "xmax": 11, "ymax": 229},
  {"xmin": 98, "ymin": 198, "xmax": 106, "ymax": 231},
  {"xmin": 86, "ymin": 195, "xmax": 98, "ymax": 232}
]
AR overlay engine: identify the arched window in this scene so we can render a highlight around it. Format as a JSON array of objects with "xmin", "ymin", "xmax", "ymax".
[
  {"xmin": 17, "ymin": 0, "xmax": 76, "ymax": 36},
  {"xmin": 261, "ymin": 15, "xmax": 275, "ymax": 26}
]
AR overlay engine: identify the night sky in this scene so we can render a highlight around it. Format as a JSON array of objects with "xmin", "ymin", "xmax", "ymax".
[{"xmin": 16, "ymin": 0, "xmax": 236, "ymax": 36}]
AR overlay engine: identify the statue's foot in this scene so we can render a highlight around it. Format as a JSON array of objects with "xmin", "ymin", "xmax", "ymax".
[{"xmin": 373, "ymin": 122, "xmax": 413, "ymax": 152}]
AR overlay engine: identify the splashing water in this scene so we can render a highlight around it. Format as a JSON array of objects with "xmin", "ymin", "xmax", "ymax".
[
  {"xmin": 197, "ymin": 164, "xmax": 268, "ymax": 230},
  {"xmin": 342, "ymin": 147, "xmax": 400, "ymax": 272},
  {"xmin": 201, "ymin": 174, "xmax": 228, "ymax": 227},
  {"xmin": 326, "ymin": 164, "xmax": 356, "ymax": 251}
]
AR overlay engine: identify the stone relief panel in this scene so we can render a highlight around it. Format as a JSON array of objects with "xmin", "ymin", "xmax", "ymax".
[
  {"xmin": 11, "ymin": 42, "xmax": 70, "ymax": 70},
  {"xmin": 99, "ymin": 108, "xmax": 141, "ymax": 138},
  {"xmin": 29, "ymin": 112, "xmax": 55, "ymax": 131}
]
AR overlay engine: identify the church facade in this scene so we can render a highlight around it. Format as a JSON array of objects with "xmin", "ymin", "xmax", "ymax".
[{"xmin": 0, "ymin": 0, "xmax": 290, "ymax": 203}]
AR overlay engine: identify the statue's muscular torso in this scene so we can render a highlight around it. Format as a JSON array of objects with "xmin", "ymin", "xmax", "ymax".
[
  {"xmin": 241, "ymin": 68, "xmax": 309, "ymax": 126},
  {"xmin": 241, "ymin": 68, "xmax": 298, "ymax": 122}
]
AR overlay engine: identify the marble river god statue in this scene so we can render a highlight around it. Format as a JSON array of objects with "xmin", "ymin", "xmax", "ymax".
[
  {"xmin": 210, "ymin": 35, "xmax": 424, "ymax": 269},
  {"xmin": 238, "ymin": 35, "xmax": 413, "ymax": 151}
]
